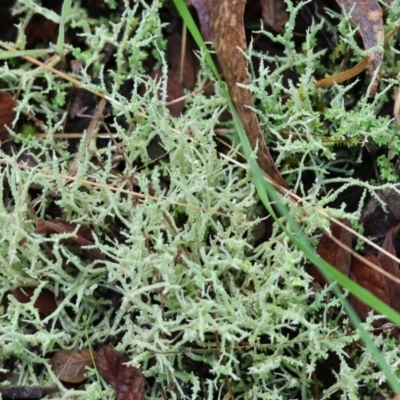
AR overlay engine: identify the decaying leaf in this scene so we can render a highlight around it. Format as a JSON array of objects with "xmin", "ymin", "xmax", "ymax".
[
  {"xmin": 49, "ymin": 348, "xmax": 94, "ymax": 384},
  {"xmin": 309, "ymin": 219, "xmax": 400, "ymax": 323},
  {"xmin": 260, "ymin": 0, "xmax": 288, "ymax": 32},
  {"xmin": 12, "ymin": 287, "xmax": 57, "ymax": 315},
  {"xmin": 0, "ymin": 91, "xmax": 15, "ymax": 142},
  {"xmin": 0, "ymin": 385, "xmax": 58, "ymax": 399},
  {"xmin": 211, "ymin": 0, "xmax": 286, "ymax": 187},
  {"xmin": 307, "ymin": 219, "xmax": 352, "ymax": 285},
  {"xmin": 188, "ymin": 0, "xmax": 212, "ymax": 41},
  {"xmin": 148, "ymin": 69, "xmax": 185, "ymax": 117},
  {"xmin": 377, "ymin": 225, "xmax": 400, "ymax": 313},
  {"xmin": 25, "ymin": 9, "xmax": 59, "ymax": 48},
  {"xmin": 95, "ymin": 345, "xmax": 145, "ymax": 400},
  {"xmin": 167, "ymin": 32, "xmax": 199, "ymax": 90},
  {"xmin": 349, "ymin": 252, "xmax": 391, "ymax": 320},
  {"xmin": 35, "ymin": 219, "xmax": 105, "ymax": 260},
  {"xmin": 317, "ymin": 219, "xmax": 352, "ymax": 276},
  {"xmin": 335, "ymin": 0, "xmax": 383, "ymax": 94},
  {"xmin": 350, "ymin": 225, "xmax": 400, "ymax": 322}
]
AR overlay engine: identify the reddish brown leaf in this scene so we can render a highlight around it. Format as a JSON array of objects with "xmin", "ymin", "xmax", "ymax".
[
  {"xmin": 260, "ymin": 0, "xmax": 288, "ymax": 32},
  {"xmin": 211, "ymin": 0, "xmax": 286, "ymax": 187},
  {"xmin": 318, "ymin": 219, "xmax": 352, "ymax": 275},
  {"xmin": 349, "ymin": 224, "xmax": 400, "ymax": 324},
  {"xmin": 25, "ymin": 10, "xmax": 59, "ymax": 47},
  {"xmin": 0, "ymin": 91, "xmax": 15, "ymax": 142},
  {"xmin": 307, "ymin": 219, "xmax": 352, "ymax": 284},
  {"xmin": 49, "ymin": 348, "xmax": 94, "ymax": 384},
  {"xmin": 377, "ymin": 225, "xmax": 400, "ymax": 313},
  {"xmin": 148, "ymin": 69, "xmax": 185, "ymax": 117},
  {"xmin": 349, "ymin": 252, "xmax": 390, "ymax": 320},
  {"xmin": 188, "ymin": 0, "xmax": 212, "ymax": 41},
  {"xmin": 335, "ymin": 0, "xmax": 383, "ymax": 94},
  {"xmin": 167, "ymin": 32, "xmax": 199, "ymax": 90},
  {"xmin": 95, "ymin": 345, "xmax": 145, "ymax": 400},
  {"xmin": 12, "ymin": 287, "xmax": 57, "ymax": 315},
  {"xmin": 35, "ymin": 219, "xmax": 105, "ymax": 260},
  {"xmin": 36, "ymin": 219, "xmax": 91, "ymax": 241}
]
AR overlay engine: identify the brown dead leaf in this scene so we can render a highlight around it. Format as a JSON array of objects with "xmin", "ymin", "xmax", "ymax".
[
  {"xmin": 188, "ymin": 0, "xmax": 212, "ymax": 41},
  {"xmin": 377, "ymin": 225, "xmax": 400, "ymax": 313},
  {"xmin": 95, "ymin": 345, "xmax": 145, "ymax": 400},
  {"xmin": 349, "ymin": 224, "xmax": 400, "ymax": 323},
  {"xmin": 35, "ymin": 219, "xmax": 105, "ymax": 260},
  {"xmin": 167, "ymin": 32, "xmax": 199, "ymax": 90},
  {"xmin": 25, "ymin": 8, "xmax": 60, "ymax": 48},
  {"xmin": 49, "ymin": 348, "xmax": 94, "ymax": 384},
  {"xmin": 211, "ymin": 0, "xmax": 286, "ymax": 188},
  {"xmin": 148, "ymin": 69, "xmax": 184, "ymax": 117},
  {"xmin": 260, "ymin": 0, "xmax": 288, "ymax": 32},
  {"xmin": 0, "ymin": 91, "xmax": 15, "ymax": 142},
  {"xmin": 307, "ymin": 219, "xmax": 352, "ymax": 285},
  {"xmin": 335, "ymin": 0, "xmax": 383, "ymax": 94},
  {"xmin": 12, "ymin": 287, "xmax": 57, "ymax": 315},
  {"xmin": 349, "ymin": 252, "xmax": 391, "ymax": 320}
]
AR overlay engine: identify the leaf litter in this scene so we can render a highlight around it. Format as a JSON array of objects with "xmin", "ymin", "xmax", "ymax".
[
  {"xmin": 12, "ymin": 287, "xmax": 57, "ymax": 316},
  {"xmin": 49, "ymin": 348, "xmax": 94, "ymax": 384},
  {"xmin": 310, "ymin": 220, "xmax": 400, "ymax": 332},
  {"xmin": 95, "ymin": 345, "xmax": 145, "ymax": 400},
  {"xmin": 0, "ymin": 91, "xmax": 15, "ymax": 142}
]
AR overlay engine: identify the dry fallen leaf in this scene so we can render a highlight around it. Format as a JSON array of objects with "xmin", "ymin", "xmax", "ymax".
[
  {"xmin": 307, "ymin": 219, "xmax": 352, "ymax": 285},
  {"xmin": 317, "ymin": 219, "xmax": 352, "ymax": 276},
  {"xmin": 335, "ymin": 0, "xmax": 383, "ymax": 94},
  {"xmin": 148, "ymin": 69, "xmax": 185, "ymax": 117},
  {"xmin": 12, "ymin": 287, "xmax": 57, "ymax": 315},
  {"xmin": 349, "ymin": 224, "xmax": 400, "ymax": 323},
  {"xmin": 95, "ymin": 345, "xmax": 145, "ymax": 400},
  {"xmin": 377, "ymin": 225, "xmax": 400, "ymax": 313},
  {"xmin": 35, "ymin": 219, "xmax": 105, "ymax": 260},
  {"xmin": 260, "ymin": 0, "xmax": 288, "ymax": 32},
  {"xmin": 0, "ymin": 91, "xmax": 15, "ymax": 142},
  {"xmin": 188, "ymin": 0, "xmax": 212, "ymax": 41},
  {"xmin": 25, "ymin": 10, "xmax": 59, "ymax": 48},
  {"xmin": 349, "ymin": 252, "xmax": 391, "ymax": 320},
  {"xmin": 211, "ymin": 0, "xmax": 286, "ymax": 187},
  {"xmin": 309, "ymin": 219, "xmax": 400, "ymax": 323},
  {"xmin": 167, "ymin": 32, "xmax": 199, "ymax": 90},
  {"xmin": 49, "ymin": 348, "xmax": 94, "ymax": 384}
]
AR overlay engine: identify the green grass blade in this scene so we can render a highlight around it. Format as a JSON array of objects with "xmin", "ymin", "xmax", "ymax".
[{"xmin": 56, "ymin": 0, "xmax": 72, "ymax": 56}]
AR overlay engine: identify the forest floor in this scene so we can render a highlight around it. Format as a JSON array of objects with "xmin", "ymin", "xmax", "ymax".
[{"xmin": 1, "ymin": 0, "xmax": 400, "ymax": 399}]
